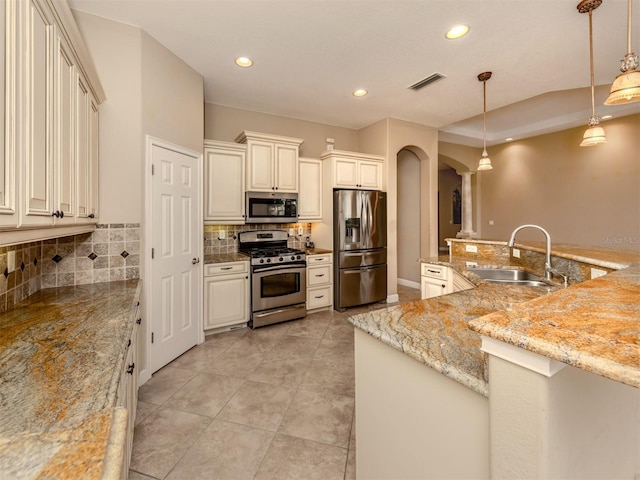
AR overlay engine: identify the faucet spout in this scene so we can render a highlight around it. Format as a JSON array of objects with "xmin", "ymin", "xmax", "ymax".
[{"xmin": 507, "ymin": 224, "xmax": 553, "ymax": 280}]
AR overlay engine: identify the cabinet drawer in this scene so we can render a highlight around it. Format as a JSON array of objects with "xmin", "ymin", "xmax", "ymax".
[
  {"xmin": 421, "ymin": 263, "xmax": 448, "ymax": 280},
  {"xmin": 204, "ymin": 261, "xmax": 248, "ymax": 277},
  {"xmin": 307, "ymin": 253, "xmax": 331, "ymax": 265},
  {"xmin": 307, "ymin": 286, "xmax": 332, "ymax": 309},
  {"xmin": 308, "ymin": 265, "xmax": 331, "ymax": 286}
]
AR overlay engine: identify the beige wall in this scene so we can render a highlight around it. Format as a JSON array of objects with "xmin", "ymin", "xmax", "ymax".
[
  {"xmin": 397, "ymin": 149, "xmax": 421, "ymax": 284},
  {"xmin": 74, "ymin": 12, "xmax": 142, "ymax": 224},
  {"xmin": 141, "ymin": 33, "xmax": 204, "ymax": 154},
  {"xmin": 74, "ymin": 13, "xmax": 204, "ymax": 224},
  {"xmin": 204, "ymin": 103, "xmax": 359, "ymax": 158},
  {"xmin": 478, "ymin": 114, "xmax": 640, "ymax": 250}
]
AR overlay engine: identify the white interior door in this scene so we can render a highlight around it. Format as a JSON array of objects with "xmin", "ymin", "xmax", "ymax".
[{"xmin": 148, "ymin": 138, "xmax": 201, "ymax": 374}]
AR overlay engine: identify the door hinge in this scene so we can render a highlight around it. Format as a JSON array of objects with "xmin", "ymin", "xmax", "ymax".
[
  {"xmin": 151, "ymin": 248, "xmax": 154, "ymax": 259},
  {"xmin": 151, "ymin": 164, "xmax": 155, "ymax": 175},
  {"xmin": 151, "ymin": 332, "xmax": 154, "ymax": 344}
]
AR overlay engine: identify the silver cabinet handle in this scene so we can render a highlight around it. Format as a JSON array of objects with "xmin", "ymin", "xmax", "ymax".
[
  {"xmin": 192, "ymin": 257, "xmax": 200, "ymax": 265},
  {"xmin": 221, "ymin": 266, "xmax": 233, "ymax": 270},
  {"xmin": 314, "ymin": 273, "xmax": 325, "ymax": 277}
]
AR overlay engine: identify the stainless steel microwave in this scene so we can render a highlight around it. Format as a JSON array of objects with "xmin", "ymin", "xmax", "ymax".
[{"xmin": 245, "ymin": 191, "xmax": 298, "ymax": 223}]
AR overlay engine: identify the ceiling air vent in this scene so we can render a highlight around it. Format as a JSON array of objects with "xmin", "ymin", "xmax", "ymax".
[{"xmin": 408, "ymin": 72, "xmax": 446, "ymax": 90}]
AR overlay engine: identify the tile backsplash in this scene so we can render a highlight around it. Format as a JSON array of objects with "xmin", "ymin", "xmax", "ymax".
[
  {"xmin": 204, "ymin": 223, "xmax": 312, "ymax": 255},
  {"xmin": 0, "ymin": 223, "xmax": 140, "ymax": 314}
]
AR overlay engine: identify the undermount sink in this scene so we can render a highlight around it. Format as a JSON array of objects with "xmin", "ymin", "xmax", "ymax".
[{"xmin": 467, "ymin": 267, "xmax": 549, "ymax": 287}]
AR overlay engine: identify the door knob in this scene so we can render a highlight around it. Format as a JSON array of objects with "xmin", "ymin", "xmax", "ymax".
[{"xmin": 192, "ymin": 257, "xmax": 200, "ymax": 265}]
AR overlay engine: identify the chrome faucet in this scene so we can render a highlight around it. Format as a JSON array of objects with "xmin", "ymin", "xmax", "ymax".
[{"xmin": 507, "ymin": 224, "xmax": 553, "ymax": 281}]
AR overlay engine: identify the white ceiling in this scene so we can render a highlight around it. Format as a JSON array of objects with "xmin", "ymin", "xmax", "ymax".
[{"xmin": 69, "ymin": 0, "xmax": 640, "ymax": 147}]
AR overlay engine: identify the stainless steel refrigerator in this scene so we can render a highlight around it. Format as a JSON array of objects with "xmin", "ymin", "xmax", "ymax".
[{"xmin": 333, "ymin": 189, "xmax": 387, "ymax": 310}]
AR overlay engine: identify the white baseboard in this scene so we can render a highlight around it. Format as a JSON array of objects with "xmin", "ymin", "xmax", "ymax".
[
  {"xmin": 386, "ymin": 293, "xmax": 400, "ymax": 303},
  {"xmin": 397, "ymin": 278, "xmax": 420, "ymax": 290}
]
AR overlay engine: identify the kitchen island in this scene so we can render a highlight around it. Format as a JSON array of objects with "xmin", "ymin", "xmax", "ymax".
[
  {"xmin": 0, "ymin": 280, "xmax": 141, "ymax": 479},
  {"xmin": 350, "ymin": 241, "xmax": 640, "ymax": 479}
]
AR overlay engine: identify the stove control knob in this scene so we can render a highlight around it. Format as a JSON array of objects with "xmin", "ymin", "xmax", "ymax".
[
  {"xmin": 296, "ymin": 255, "xmax": 301, "ymax": 260},
  {"xmin": 291, "ymin": 256, "xmax": 295, "ymax": 261},
  {"xmin": 279, "ymin": 257, "xmax": 284, "ymax": 262},
  {"xmin": 259, "ymin": 259, "xmax": 264, "ymax": 264},
  {"xmin": 266, "ymin": 258, "xmax": 271, "ymax": 263}
]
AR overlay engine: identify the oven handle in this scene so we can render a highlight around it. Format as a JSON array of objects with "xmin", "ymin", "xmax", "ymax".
[{"xmin": 252, "ymin": 262, "xmax": 307, "ymax": 274}]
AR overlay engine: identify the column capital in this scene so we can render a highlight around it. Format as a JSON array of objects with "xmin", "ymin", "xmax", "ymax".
[{"xmin": 457, "ymin": 170, "xmax": 476, "ymax": 177}]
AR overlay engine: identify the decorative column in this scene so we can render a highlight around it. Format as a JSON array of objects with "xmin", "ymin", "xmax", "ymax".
[{"xmin": 456, "ymin": 171, "xmax": 477, "ymax": 238}]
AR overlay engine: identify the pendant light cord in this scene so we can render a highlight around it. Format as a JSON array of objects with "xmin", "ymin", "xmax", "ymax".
[
  {"xmin": 589, "ymin": 9, "xmax": 596, "ymax": 118},
  {"xmin": 627, "ymin": 0, "xmax": 632, "ymax": 54},
  {"xmin": 483, "ymin": 79, "xmax": 487, "ymax": 153}
]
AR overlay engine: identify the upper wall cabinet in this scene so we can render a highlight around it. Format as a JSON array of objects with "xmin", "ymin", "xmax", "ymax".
[
  {"xmin": 235, "ymin": 131, "xmax": 303, "ymax": 193},
  {"xmin": 0, "ymin": 0, "xmax": 104, "ymax": 241},
  {"xmin": 204, "ymin": 140, "xmax": 246, "ymax": 224},
  {"xmin": 321, "ymin": 150, "xmax": 384, "ymax": 191},
  {"xmin": 298, "ymin": 157, "xmax": 322, "ymax": 221}
]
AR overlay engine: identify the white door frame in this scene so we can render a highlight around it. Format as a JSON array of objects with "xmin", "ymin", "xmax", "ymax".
[{"xmin": 140, "ymin": 135, "xmax": 204, "ymax": 385}]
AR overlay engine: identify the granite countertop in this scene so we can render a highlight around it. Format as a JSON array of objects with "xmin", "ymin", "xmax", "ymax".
[
  {"xmin": 469, "ymin": 264, "xmax": 640, "ymax": 388},
  {"xmin": 0, "ymin": 279, "xmax": 141, "ymax": 479},
  {"xmin": 204, "ymin": 252, "xmax": 249, "ymax": 264},
  {"xmin": 353, "ymin": 244, "xmax": 640, "ymax": 394},
  {"xmin": 305, "ymin": 247, "xmax": 332, "ymax": 255},
  {"xmin": 349, "ymin": 281, "xmax": 557, "ymax": 396}
]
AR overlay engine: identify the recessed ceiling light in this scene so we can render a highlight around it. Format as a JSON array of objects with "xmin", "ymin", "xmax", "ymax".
[
  {"xmin": 353, "ymin": 89, "xmax": 368, "ymax": 97},
  {"xmin": 235, "ymin": 56, "xmax": 253, "ymax": 67},
  {"xmin": 601, "ymin": 115, "xmax": 613, "ymax": 120},
  {"xmin": 446, "ymin": 25, "xmax": 470, "ymax": 40},
  {"xmin": 505, "ymin": 137, "xmax": 514, "ymax": 142}
]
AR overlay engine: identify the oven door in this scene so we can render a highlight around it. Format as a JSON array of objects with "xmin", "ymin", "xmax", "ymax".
[{"xmin": 252, "ymin": 263, "xmax": 306, "ymax": 312}]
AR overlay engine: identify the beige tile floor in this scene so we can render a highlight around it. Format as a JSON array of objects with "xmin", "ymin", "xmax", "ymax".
[{"xmin": 129, "ymin": 285, "xmax": 421, "ymax": 480}]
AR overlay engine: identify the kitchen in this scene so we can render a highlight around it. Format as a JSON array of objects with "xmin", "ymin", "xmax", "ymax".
[{"xmin": 1, "ymin": 0, "xmax": 639, "ymax": 479}]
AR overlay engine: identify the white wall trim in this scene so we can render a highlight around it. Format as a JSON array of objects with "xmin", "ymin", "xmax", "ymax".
[
  {"xmin": 481, "ymin": 336, "xmax": 567, "ymax": 378},
  {"xmin": 397, "ymin": 278, "xmax": 420, "ymax": 290}
]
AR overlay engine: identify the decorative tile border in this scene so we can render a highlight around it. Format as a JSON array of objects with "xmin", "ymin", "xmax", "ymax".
[{"xmin": 0, "ymin": 223, "xmax": 140, "ymax": 314}]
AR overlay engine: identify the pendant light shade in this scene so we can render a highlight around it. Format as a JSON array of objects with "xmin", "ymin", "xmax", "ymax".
[
  {"xmin": 477, "ymin": 71, "xmax": 493, "ymax": 171},
  {"xmin": 604, "ymin": 0, "xmax": 640, "ymax": 105},
  {"xmin": 578, "ymin": 0, "xmax": 607, "ymax": 147}
]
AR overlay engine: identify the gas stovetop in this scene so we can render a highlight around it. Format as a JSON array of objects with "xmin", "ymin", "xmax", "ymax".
[{"xmin": 238, "ymin": 230, "xmax": 306, "ymax": 266}]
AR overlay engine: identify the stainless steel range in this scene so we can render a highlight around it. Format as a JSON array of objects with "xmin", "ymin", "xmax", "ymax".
[{"xmin": 238, "ymin": 230, "xmax": 307, "ymax": 329}]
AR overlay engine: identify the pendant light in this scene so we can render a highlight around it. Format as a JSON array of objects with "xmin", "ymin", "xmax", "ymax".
[
  {"xmin": 578, "ymin": 0, "xmax": 607, "ymax": 147},
  {"xmin": 604, "ymin": 0, "xmax": 640, "ymax": 105},
  {"xmin": 477, "ymin": 71, "xmax": 493, "ymax": 171}
]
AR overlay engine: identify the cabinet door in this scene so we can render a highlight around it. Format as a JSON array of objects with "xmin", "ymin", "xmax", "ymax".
[
  {"xmin": 274, "ymin": 143, "xmax": 298, "ymax": 192},
  {"xmin": 204, "ymin": 274, "xmax": 249, "ymax": 329},
  {"xmin": 0, "ymin": 0, "xmax": 17, "ymax": 227},
  {"xmin": 246, "ymin": 139, "xmax": 273, "ymax": 191},
  {"xmin": 333, "ymin": 157, "xmax": 358, "ymax": 188},
  {"xmin": 75, "ymin": 74, "xmax": 90, "ymax": 221},
  {"xmin": 421, "ymin": 276, "xmax": 449, "ymax": 299},
  {"xmin": 204, "ymin": 145, "xmax": 245, "ymax": 223},
  {"xmin": 53, "ymin": 30, "xmax": 74, "ymax": 225},
  {"xmin": 359, "ymin": 160, "xmax": 383, "ymax": 190},
  {"xmin": 21, "ymin": 0, "xmax": 54, "ymax": 226},
  {"xmin": 308, "ymin": 264, "xmax": 331, "ymax": 287},
  {"xmin": 298, "ymin": 158, "xmax": 321, "ymax": 220},
  {"xmin": 88, "ymin": 96, "xmax": 99, "ymax": 221}
]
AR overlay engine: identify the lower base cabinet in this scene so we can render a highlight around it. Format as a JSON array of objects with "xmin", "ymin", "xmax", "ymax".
[
  {"xmin": 204, "ymin": 261, "xmax": 250, "ymax": 330},
  {"xmin": 116, "ymin": 297, "xmax": 142, "ymax": 477},
  {"xmin": 306, "ymin": 253, "xmax": 333, "ymax": 311},
  {"xmin": 421, "ymin": 262, "xmax": 475, "ymax": 299}
]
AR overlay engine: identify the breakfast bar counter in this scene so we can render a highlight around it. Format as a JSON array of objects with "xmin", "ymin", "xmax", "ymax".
[{"xmin": 0, "ymin": 280, "xmax": 141, "ymax": 479}]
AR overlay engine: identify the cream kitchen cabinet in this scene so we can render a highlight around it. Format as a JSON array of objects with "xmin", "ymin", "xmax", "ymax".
[
  {"xmin": 420, "ymin": 262, "xmax": 452, "ymax": 299},
  {"xmin": 235, "ymin": 131, "xmax": 303, "ymax": 193},
  {"xmin": 298, "ymin": 157, "xmax": 322, "ymax": 221},
  {"xmin": 116, "ymin": 297, "xmax": 141, "ymax": 476},
  {"xmin": 421, "ymin": 262, "xmax": 475, "ymax": 299},
  {"xmin": 204, "ymin": 140, "xmax": 246, "ymax": 224},
  {"xmin": 306, "ymin": 253, "xmax": 333, "ymax": 311},
  {"xmin": 321, "ymin": 150, "xmax": 384, "ymax": 190},
  {"xmin": 0, "ymin": 0, "xmax": 104, "ymax": 241},
  {"xmin": 204, "ymin": 261, "xmax": 250, "ymax": 330}
]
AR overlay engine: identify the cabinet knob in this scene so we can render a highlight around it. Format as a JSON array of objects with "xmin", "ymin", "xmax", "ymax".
[
  {"xmin": 88, "ymin": 213, "xmax": 95, "ymax": 219},
  {"xmin": 441, "ymin": 284, "xmax": 446, "ymax": 288},
  {"xmin": 192, "ymin": 257, "xmax": 200, "ymax": 265},
  {"xmin": 51, "ymin": 210, "xmax": 60, "ymax": 218},
  {"xmin": 126, "ymin": 363, "xmax": 135, "ymax": 375},
  {"xmin": 136, "ymin": 318, "xmax": 142, "ymax": 325}
]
